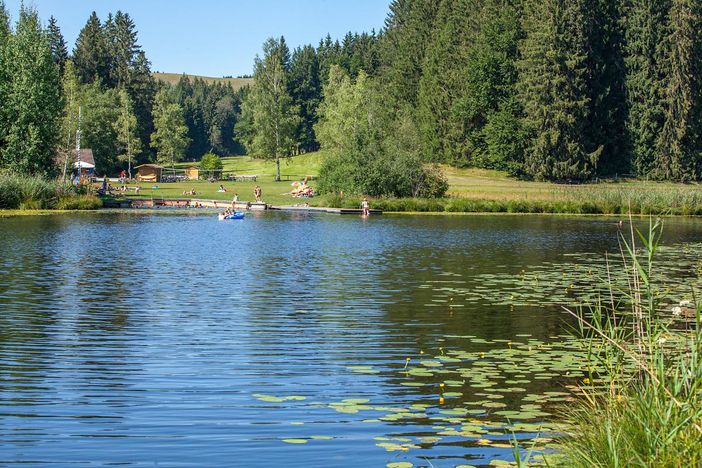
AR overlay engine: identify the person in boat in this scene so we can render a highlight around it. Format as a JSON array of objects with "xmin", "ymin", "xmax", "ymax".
[{"xmin": 361, "ymin": 197, "xmax": 370, "ymax": 217}]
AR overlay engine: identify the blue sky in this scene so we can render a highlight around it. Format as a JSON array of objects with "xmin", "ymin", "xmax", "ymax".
[{"xmin": 4, "ymin": 0, "xmax": 390, "ymax": 77}]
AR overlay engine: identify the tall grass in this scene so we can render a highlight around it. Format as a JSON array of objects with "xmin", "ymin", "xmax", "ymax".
[
  {"xmin": 557, "ymin": 217, "xmax": 702, "ymax": 467},
  {"xmin": 0, "ymin": 174, "xmax": 101, "ymax": 210},
  {"xmin": 313, "ymin": 191, "xmax": 702, "ymax": 215}
]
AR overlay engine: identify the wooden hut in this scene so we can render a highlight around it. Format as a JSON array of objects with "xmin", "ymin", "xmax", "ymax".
[
  {"xmin": 70, "ymin": 149, "xmax": 96, "ymax": 177},
  {"xmin": 184, "ymin": 166, "xmax": 200, "ymax": 180},
  {"xmin": 135, "ymin": 164, "xmax": 163, "ymax": 182}
]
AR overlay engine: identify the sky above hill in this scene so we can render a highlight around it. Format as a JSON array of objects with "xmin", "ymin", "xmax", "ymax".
[{"xmin": 4, "ymin": 0, "xmax": 390, "ymax": 77}]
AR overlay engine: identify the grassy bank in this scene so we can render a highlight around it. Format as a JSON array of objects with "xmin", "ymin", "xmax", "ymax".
[
  {"xmin": 313, "ymin": 192, "xmax": 702, "ymax": 215},
  {"xmin": 548, "ymin": 219, "xmax": 702, "ymax": 466},
  {"xmin": 0, "ymin": 174, "xmax": 102, "ymax": 212},
  {"xmin": 107, "ymin": 152, "xmax": 702, "ymax": 215}
]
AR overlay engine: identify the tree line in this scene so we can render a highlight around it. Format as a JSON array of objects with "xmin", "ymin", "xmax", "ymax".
[
  {"xmin": 0, "ymin": 4, "xmax": 247, "ymax": 177},
  {"xmin": 2, "ymin": 1, "xmax": 701, "ymax": 193},
  {"xmin": 242, "ymin": 0, "xmax": 702, "ymax": 192}
]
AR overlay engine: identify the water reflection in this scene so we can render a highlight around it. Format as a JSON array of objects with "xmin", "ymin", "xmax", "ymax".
[{"xmin": 1, "ymin": 212, "xmax": 701, "ymax": 467}]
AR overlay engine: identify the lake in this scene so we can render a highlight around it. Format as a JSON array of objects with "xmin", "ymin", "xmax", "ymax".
[{"xmin": 1, "ymin": 212, "xmax": 701, "ymax": 467}]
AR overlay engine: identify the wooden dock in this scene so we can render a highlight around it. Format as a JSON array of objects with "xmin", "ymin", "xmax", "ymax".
[
  {"xmin": 270, "ymin": 205, "xmax": 382, "ymax": 215},
  {"xmin": 102, "ymin": 198, "xmax": 382, "ymax": 215}
]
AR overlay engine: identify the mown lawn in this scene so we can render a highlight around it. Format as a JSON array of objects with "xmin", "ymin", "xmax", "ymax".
[
  {"xmin": 106, "ymin": 151, "xmax": 702, "ymax": 213},
  {"xmin": 111, "ymin": 152, "xmax": 327, "ymax": 206}
]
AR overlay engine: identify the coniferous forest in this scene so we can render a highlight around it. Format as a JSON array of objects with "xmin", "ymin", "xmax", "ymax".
[{"xmin": 2, "ymin": 1, "xmax": 702, "ymax": 194}]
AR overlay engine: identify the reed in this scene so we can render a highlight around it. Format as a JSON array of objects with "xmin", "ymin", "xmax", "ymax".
[
  {"xmin": 0, "ymin": 174, "xmax": 100, "ymax": 210},
  {"xmin": 556, "ymin": 217, "xmax": 702, "ymax": 467}
]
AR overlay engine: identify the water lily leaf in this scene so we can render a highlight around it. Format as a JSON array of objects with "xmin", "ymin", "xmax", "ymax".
[{"xmin": 281, "ymin": 438, "xmax": 307, "ymax": 444}]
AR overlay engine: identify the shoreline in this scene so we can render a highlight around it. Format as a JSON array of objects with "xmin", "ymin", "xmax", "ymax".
[{"xmin": 3, "ymin": 206, "xmax": 701, "ymax": 219}]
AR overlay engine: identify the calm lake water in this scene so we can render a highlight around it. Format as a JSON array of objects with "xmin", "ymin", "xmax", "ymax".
[{"xmin": 1, "ymin": 212, "xmax": 701, "ymax": 467}]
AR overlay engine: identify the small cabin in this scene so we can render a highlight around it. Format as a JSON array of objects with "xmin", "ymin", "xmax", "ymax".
[
  {"xmin": 71, "ymin": 148, "xmax": 95, "ymax": 177},
  {"xmin": 135, "ymin": 164, "xmax": 163, "ymax": 182},
  {"xmin": 184, "ymin": 166, "xmax": 199, "ymax": 180}
]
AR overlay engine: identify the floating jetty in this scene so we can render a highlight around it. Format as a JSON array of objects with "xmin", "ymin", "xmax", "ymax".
[
  {"xmin": 102, "ymin": 198, "xmax": 382, "ymax": 215},
  {"xmin": 270, "ymin": 205, "xmax": 382, "ymax": 215}
]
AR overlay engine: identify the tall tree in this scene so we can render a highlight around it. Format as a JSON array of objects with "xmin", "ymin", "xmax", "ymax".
[
  {"xmin": 47, "ymin": 15, "xmax": 68, "ymax": 74},
  {"xmin": 107, "ymin": 11, "xmax": 140, "ymax": 88},
  {"xmin": 151, "ymin": 89, "xmax": 190, "ymax": 170},
  {"xmin": 656, "ymin": 0, "xmax": 702, "ymax": 180},
  {"xmin": 584, "ymin": 0, "xmax": 628, "ymax": 176},
  {"xmin": 289, "ymin": 45, "xmax": 321, "ymax": 152},
  {"xmin": 126, "ymin": 50, "xmax": 156, "ymax": 164},
  {"xmin": 0, "ymin": 1, "xmax": 11, "ymax": 156},
  {"xmin": 443, "ymin": 0, "xmax": 524, "ymax": 170},
  {"xmin": 517, "ymin": 0, "xmax": 600, "ymax": 180},
  {"xmin": 380, "ymin": 0, "xmax": 443, "ymax": 109},
  {"xmin": 59, "ymin": 60, "xmax": 80, "ymax": 181},
  {"xmin": 73, "ymin": 11, "xmax": 110, "ymax": 84},
  {"xmin": 241, "ymin": 37, "xmax": 299, "ymax": 181},
  {"xmin": 1, "ymin": 6, "xmax": 61, "ymax": 175},
  {"xmin": 624, "ymin": 0, "xmax": 671, "ymax": 177},
  {"xmin": 416, "ymin": 0, "xmax": 482, "ymax": 163},
  {"xmin": 79, "ymin": 82, "xmax": 120, "ymax": 175},
  {"xmin": 114, "ymin": 88, "xmax": 141, "ymax": 178}
]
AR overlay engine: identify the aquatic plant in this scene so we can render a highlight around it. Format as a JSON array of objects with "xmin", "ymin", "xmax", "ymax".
[
  {"xmin": 0, "ymin": 174, "xmax": 100, "ymax": 210},
  {"xmin": 558, "ymin": 217, "xmax": 702, "ymax": 467}
]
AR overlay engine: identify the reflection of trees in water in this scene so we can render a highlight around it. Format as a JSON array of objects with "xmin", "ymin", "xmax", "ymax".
[{"xmin": 0, "ymin": 214, "xmax": 145, "ymax": 417}]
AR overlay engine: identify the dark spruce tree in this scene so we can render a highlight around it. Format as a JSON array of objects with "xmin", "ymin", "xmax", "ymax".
[
  {"xmin": 317, "ymin": 34, "xmax": 342, "ymax": 82},
  {"xmin": 47, "ymin": 15, "xmax": 68, "ymax": 74},
  {"xmin": 517, "ymin": 0, "xmax": 600, "ymax": 181},
  {"xmin": 416, "ymin": 0, "xmax": 482, "ymax": 164},
  {"xmin": 73, "ymin": 11, "xmax": 111, "ymax": 84},
  {"xmin": 624, "ymin": 0, "xmax": 671, "ymax": 177},
  {"xmin": 450, "ymin": 0, "xmax": 524, "ymax": 172},
  {"xmin": 380, "ymin": 0, "xmax": 443, "ymax": 110},
  {"xmin": 583, "ymin": 0, "xmax": 629, "ymax": 177},
  {"xmin": 107, "ymin": 11, "xmax": 141, "ymax": 88},
  {"xmin": 124, "ymin": 50, "xmax": 156, "ymax": 164},
  {"xmin": 289, "ymin": 45, "xmax": 322, "ymax": 152},
  {"xmin": 656, "ymin": 0, "xmax": 702, "ymax": 180}
]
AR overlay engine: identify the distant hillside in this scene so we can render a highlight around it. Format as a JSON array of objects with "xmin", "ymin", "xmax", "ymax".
[{"xmin": 153, "ymin": 72, "xmax": 253, "ymax": 90}]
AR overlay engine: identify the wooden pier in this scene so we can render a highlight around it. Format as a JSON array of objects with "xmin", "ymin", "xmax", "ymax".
[
  {"xmin": 270, "ymin": 205, "xmax": 382, "ymax": 215},
  {"xmin": 102, "ymin": 198, "xmax": 382, "ymax": 215}
]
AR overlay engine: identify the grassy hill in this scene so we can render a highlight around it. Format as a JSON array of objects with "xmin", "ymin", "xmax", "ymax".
[{"xmin": 153, "ymin": 72, "xmax": 253, "ymax": 90}]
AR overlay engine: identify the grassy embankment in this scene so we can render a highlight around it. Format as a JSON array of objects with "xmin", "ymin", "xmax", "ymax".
[
  {"xmin": 110, "ymin": 151, "xmax": 702, "ymax": 214},
  {"xmin": 0, "ymin": 174, "xmax": 102, "ymax": 217},
  {"xmin": 153, "ymin": 72, "xmax": 252, "ymax": 91}
]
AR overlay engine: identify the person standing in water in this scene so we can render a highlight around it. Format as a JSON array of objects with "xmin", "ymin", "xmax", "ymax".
[{"xmin": 361, "ymin": 197, "xmax": 370, "ymax": 217}]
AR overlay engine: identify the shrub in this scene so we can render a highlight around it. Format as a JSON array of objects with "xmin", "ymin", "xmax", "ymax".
[
  {"xmin": 200, "ymin": 153, "xmax": 223, "ymax": 171},
  {"xmin": 0, "ymin": 174, "xmax": 56, "ymax": 209}
]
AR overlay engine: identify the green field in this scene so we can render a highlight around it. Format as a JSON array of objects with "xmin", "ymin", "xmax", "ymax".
[
  {"xmin": 153, "ymin": 72, "xmax": 253, "ymax": 90},
  {"xmin": 113, "ymin": 152, "xmax": 325, "ymax": 206},
  {"xmin": 108, "ymin": 151, "xmax": 702, "ymax": 214}
]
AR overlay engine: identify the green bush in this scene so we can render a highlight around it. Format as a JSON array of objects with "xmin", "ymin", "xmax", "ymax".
[
  {"xmin": 200, "ymin": 153, "xmax": 223, "ymax": 171},
  {"xmin": 0, "ymin": 174, "xmax": 101, "ymax": 210},
  {"xmin": 0, "ymin": 175, "xmax": 56, "ymax": 209}
]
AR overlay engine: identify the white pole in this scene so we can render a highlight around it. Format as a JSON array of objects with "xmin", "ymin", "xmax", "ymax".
[{"xmin": 76, "ymin": 106, "xmax": 82, "ymax": 184}]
